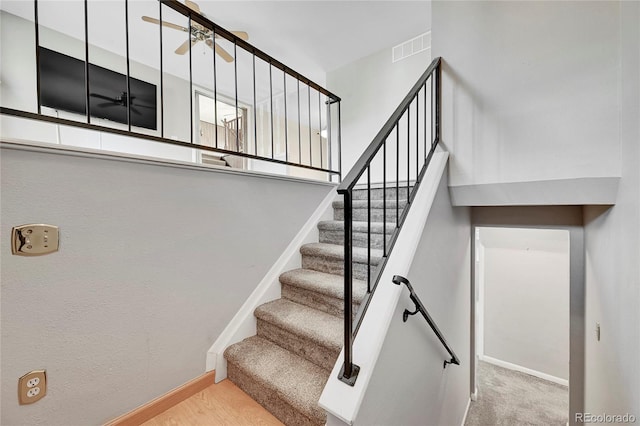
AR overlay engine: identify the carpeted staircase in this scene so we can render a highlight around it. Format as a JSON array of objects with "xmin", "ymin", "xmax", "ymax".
[{"xmin": 224, "ymin": 188, "xmax": 408, "ymax": 425}]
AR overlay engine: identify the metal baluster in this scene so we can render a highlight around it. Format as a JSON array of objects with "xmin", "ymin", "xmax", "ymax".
[
  {"xmin": 84, "ymin": 0, "xmax": 90, "ymax": 123},
  {"xmin": 284, "ymin": 71, "xmax": 288, "ymax": 162},
  {"xmin": 269, "ymin": 62, "xmax": 274, "ymax": 158},
  {"xmin": 337, "ymin": 100, "xmax": 341, "ymax": 180},
  {"xmin": 234, "ymin": 40, "xmax": 239, "ymax": 151},
  {"xmin": 213, "ymin": 28, "xmax": 218, "ymax": 149},
  {"xmin": 253, "ymin": 54, "xmax": 257, "ymax": 156},
  {"xmin": 307, "ymin": 84, "xmax": 312, "ymax": 167},
  {"xmin": 396, "ymin": 122, "xmax": 399, "ymax": 227},
  {"xmin": 317, "ymin": 91, "xmax": 321, "ymax": 167},
  {"xmin": 159, "ymin": 1, "xmax": 164, "ymax": 138},
  {"xmin": 436, "ymin": 64, "xmax": 441, "ymax": 147},
  {"xmin": 415, "ymin": 95, "xmax": 419, "ymax": 181},
  {"xmin": 188, "ymin": 12, "xmax": 192, "ymax": 142},
  {"xmin": 407, "ymin": 106, "xmax": 410, "ymax": 203},
  {"xmin": 297, "ymin": 79, "xmax": 301, "ymax": 165},
  {"xmin": 34, "ymin": 0, "xmax": 41, "ymax": 114},
  {"xmin": 423, "ymin": 83, "xmax": 427, "ymax": 160},
  {"xmin": 367, "ymin": 167, "xmax": 371, "ymax": 293},
  {"xmin": 125, "ymin": 0, "xmax": 131, "ymax": 131},
  {"xmin": 383, "ymin": 139, "xmax": 386, "ymax": 256}
]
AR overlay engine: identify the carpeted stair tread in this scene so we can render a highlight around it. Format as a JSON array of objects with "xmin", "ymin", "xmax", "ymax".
[
  {"xmin": 280, "ymin": 268, "xmax": 367, "ymax": 303},
  {"xmin": 255, "ymin": 299, "xmax": 342, "ymax": 352},
  {"xmin": 318, "ymin": 220, "xmax": 396, "ymax": 234},
  {"xmin": 224, "ymin": 335, "xmax": 328, "ymax": 425},
  {"xmin": 300, "ymin": 242, "xmax": 383, "ymax": 265}
]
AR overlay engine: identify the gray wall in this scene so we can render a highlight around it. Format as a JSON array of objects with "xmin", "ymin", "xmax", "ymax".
[
  {"xmin": 327, "ymin": 41, "xmax": 432, "ymax": 175},
  {"xmin": 583, "ymin": 0, "xmax": 640, "ymax": 419},
  {"xmin": 354, "ymin": 169, "xmax": 471, "ymax": 426},
  {"xmin": 432, "ymin": 1, "xmax": 621, "ymax": 187},
  {"xmin": 480, "ymin": 228, "xmax": 570, "ymax": 380},
  {"xmin": 0, "ymin": 143, "xmax": 333, "ymax": 425}
]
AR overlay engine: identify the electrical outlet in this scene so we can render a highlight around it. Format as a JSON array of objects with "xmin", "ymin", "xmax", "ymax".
[{"xmin": 18, "ymin": 370, "xmax": 47, "ymax": 405}]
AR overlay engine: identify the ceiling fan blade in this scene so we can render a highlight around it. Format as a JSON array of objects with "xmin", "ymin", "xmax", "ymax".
[
  {"xmin": 185, "ymin": 0, "xmax": 201, "ymax": 14},
  {"xmin": 142, "ymin": 16, "xmax": 188, "ymax": 32},
  {"xmin": 231, "ymin": 31, "xmax": 249, "ymax": 41},
  {"xmin": 96, "ymin": 102, "xmax": 118, "ymax": 108},
  {"xmin": 214, "ymin": 31, "xmax": 249, "ymax": 41},
  {"xmin": 214, "ymin": 43, "xmax": 234, "ymax": 62},
  {"xmin": 175, "ymin": 38, "xmax": 199, "ymax": 55},
  {"xmin": 90, "ymin": 93, "xmax": 115, "ymax": 102}
]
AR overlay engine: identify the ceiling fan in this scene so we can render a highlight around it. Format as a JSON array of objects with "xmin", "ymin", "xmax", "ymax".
[
  {"xmin": 90, "ymin": 92, "xmax": 153, "ymax": 115},
  {"xmin": 141, "ymin": 0, "xmax": 249, "ymax": 63}
]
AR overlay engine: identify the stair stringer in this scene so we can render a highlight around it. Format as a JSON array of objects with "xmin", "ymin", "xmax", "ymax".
[
  {"xmin": 206, "ymin": 188, "xmax": 337, "ymax": 383},
  {"xmin": 318, "ymin": 152, "xmax": 449, "ymax": 424}
]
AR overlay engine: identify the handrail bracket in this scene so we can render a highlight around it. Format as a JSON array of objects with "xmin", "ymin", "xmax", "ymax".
[{"xmin": 392, "ymin": 275, "xmax": 461, "ymax": 369}]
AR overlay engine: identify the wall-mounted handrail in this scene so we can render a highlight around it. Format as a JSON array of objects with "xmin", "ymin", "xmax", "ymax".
[
  {"xmin": 337, "ymin": 57, "xmax": 441, "ymax": 386},
  {"xmin": 1, "ymin": 0, "xmax": 341, "ymax": 181},
  {"xmin": 392, "ymin": 275, "xmax": 460, "ymax": 368}
]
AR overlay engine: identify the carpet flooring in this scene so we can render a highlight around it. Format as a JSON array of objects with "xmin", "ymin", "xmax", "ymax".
[{"xmin": 465, "ymin": 361, "xmax": 569, "ymax": 426}]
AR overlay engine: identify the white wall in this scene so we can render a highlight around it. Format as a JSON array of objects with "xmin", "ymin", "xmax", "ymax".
[
  {"xmin": 327, "ymin": 40, "xmax": 432, "ymax": 176},
  {"xmin": 583, "ymin": 1, "xmax": 640, "ymax": 419},
  {"xmin": 432, "ymin": 0, "xmax": 639, "ymax": 417},
  {"xmin": 432, "ymin": 1, "xmax": 621, "ymax": 187},
  {"xmin": 480, "ymin": 228, "xmax": 570, "ymax": 381},
  {"xmin": 352, "ymin": 169, "xmax": 471, "ymax": 426},
  {"xmin": 0, "ymin": 142, "xmax": 334, "ymax": 425}
]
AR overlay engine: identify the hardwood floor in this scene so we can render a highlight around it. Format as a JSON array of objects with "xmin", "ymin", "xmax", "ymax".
[{"xmin": 142, "ymin": 379, "xmax": 284, "ymax": 426}]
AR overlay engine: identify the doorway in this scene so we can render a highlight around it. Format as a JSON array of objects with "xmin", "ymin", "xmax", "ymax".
[
  {"xmin": 469, "ymin": 226, "xmax": 570, "ymax": 425},
  {"xmin": 470, "ymin": 206, "xmax": 585, "ymax": 425}
]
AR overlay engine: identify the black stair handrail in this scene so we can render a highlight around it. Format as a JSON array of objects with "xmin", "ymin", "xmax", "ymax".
[
  {"xmin": 392, "ymin": 275, "xmax": 460, "ymax": 368},
  {"xmin": 336, "ymin": 57, "xmax": 442, "ymax": 386}
]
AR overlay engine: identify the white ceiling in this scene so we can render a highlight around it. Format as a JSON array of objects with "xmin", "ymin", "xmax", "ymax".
[
  {"xmin": 1, "ymin": 1, "xmax": 431, "ymax": 86},
  {"xmin": 195, "ymin": 1, "xmax": 431, "ymax": 82}
]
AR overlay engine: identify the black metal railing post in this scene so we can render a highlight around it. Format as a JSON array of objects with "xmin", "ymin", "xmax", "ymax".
[{"xmin": 339, "ymin": 190, "xmax": 360, "ymax": 385}]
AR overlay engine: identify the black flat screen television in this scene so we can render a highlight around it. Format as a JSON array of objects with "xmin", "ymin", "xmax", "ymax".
[{"xmin": 39, "ymin": 47, "xmax": 157, "ymax": 130}]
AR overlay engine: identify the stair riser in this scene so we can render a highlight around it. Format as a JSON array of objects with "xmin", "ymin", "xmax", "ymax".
[
  {"xmin": 319, "ymin": 229, "xmax": 392, "ymax": 249},
  {"xmin": 334, "ymin": 208, "xmax": 404, "ymax": 222},
  {"xmin": 282, "ymin": 284, "xmax": 359, "ymax": 319},
  {"xmin": 302, "ymin": 254, "xmax": 374, "ymax": 281},
  {"xmin": 227, "ymin": 363, "xmax": 323, "ymax": 426},
  {"xmin": 351, "ymin": 187, "xmax": 410, "ymax": 200},
  {"xmin": 257, "ymin": 320, "xmax": 339, "ymax": 372}
]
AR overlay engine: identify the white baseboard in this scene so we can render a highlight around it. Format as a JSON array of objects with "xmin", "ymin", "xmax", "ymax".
[
  {"xmin": 461, "ymin": 398, "xmax": 471, "ymax": 426},
  {"xmin": 479, "ymin": 355, "xmax": 569, "ymax": 387},
  {"xmin": 470, "ymin": 389, "xmax": 477, "ymax": 402},
  {"xmin": 205, "ymin": 189, "xmax": 336, "ymax": 383}
]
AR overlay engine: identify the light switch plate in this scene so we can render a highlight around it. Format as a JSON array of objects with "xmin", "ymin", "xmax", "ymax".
[{"xmin": 11, "ymin": 224, "xmax": 59, "ymax": 256}]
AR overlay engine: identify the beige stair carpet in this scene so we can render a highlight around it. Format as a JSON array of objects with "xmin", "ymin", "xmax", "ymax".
[{"xmin": 224, "ymin": 188, "xmax": 404, "ymax": 425}]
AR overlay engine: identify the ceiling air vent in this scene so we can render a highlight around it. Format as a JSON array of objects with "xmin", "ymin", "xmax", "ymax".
[{"xmin": 392, "ymin": 31, "xmax": 431, "ymax": 63}]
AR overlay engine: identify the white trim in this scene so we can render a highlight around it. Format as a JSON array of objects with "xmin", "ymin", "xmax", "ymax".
[
  {"xmin": 318, "ymin": 152, "xmax": 449, "ymax": 424},
  {"xmin": 0, "ymin": 139, "xmax": 336, "ymax": 188},
  {"xmin": 205, "ymin": 189, "xmax": 337, "ymax": 382},
  {"xmin": 461, "ymin": 398, "xmax": 471, "ymax": 426},
  {"xmin": 470, "ymin": 389, "xmax": 477, "ymax": 402},
  {"xmin": 479, "ymin": 355, "xmax": 569, "ymax": 387}
]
